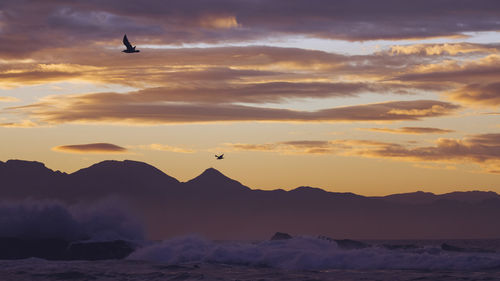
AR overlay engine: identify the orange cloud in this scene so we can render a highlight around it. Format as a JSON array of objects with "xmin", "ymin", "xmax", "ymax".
[
  {"xmin": 228, "ymin": 134, "xmax": 500, "ymax": 174},
  {"xmin": 52, "ymin": 143, "xmax": 127, "ymax": 154},
  {"xmin": 134, "ymin": 144, "xmax": 195, "ymax": 153},
  {"xmin": 0, "ymin": 120, "xmax": 38, "ymax": 128},
  {"xmin": 200, "ymin": 15, "xmax": 240, "ymax": 29},
  {"xmin": 387, "ymin": 43, "xmax": 499, "ymax": 56},
  {"xmin": 230, "ymin": 140, "xmax": 336, "ymax": 154},
  {"xmin": 1, "ymin": 43, "xmax": 496, "ymax": 111},
  {"xmin": 1, "ymin": 39, "xmax": 498, "ymax": 132},
  {"xmin": 355, "ymin": 134, "xmax": 500, "ymax": 173},
  {"xmin": 448, "ymin": 83, "xmax": 500, "ymax": 106},
  {"xmin": 0, "ymin": 96, "xmax": 19, "ymax": 102},
  {"xmin": 13, "ymin": 99, "xmax": 459, "ymax": 125},
  {"xmin": 42, "ymin": 82, "xmax": 401, "ymax": 105},
  {"xmin": 365, "ymin": 127, "xmax": 454, "ymax": 134}
]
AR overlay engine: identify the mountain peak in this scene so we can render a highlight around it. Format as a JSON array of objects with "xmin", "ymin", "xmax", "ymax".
[
  {"xmin": 1, "ymin": 159, "xmax": 58, "ymax": 176},
  {"xmin": 86, "ymin": 159, "xmax": 154, "ymax": 169},
  {"xmin": 200, "ymin": 167, "xmax": 225, "ymax": 177},
  {"xmin": 4, "ymin": 159, "xmax": 48, "ymax": 170},
  {"xmin": 185, "ymin": 167, "xmax": 250, "ymax": 192},
  {"xmin": 188, "ymin": 167, "xmax": 232, "ymax": 183},
  {"xmin": 76, "ymin": 160, "xmax": 162, "ymax": 173},
  {"xmin": 72, "ymin": 159, "xmax": 179, "ymax": 184},
  {"xmin": 290, "ymin": 186, "xmax": 327, "ymax": 193}
]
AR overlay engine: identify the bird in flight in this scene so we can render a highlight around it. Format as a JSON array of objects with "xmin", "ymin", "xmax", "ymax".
[
  {"xmin": 215, "ymin": 154, "xmax": 224, "ymax": 160},
  {"xmin": 122, "ymin": 34, "xmax": 140, "ymax": 53}
]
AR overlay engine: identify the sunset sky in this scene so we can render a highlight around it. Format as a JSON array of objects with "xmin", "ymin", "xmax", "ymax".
[{"xmin": 0, "ymin": 0, "xmax": 499, "ymax": 195}]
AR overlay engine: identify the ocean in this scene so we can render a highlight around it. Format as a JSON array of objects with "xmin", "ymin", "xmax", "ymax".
[{"xmin": 1, "ymin": 236, "xmax": 500, "ymax": 281}]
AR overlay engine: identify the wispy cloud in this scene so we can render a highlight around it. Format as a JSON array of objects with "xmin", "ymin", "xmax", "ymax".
[
  {"xmin": 230, "ymin": 140, "xmax": 337, "ymax": 154},
  {"xmin": 228, "ymin": 134, "xmax": 500, "ymax": 174},
  {"xmin": 1, "ymin": 1, "xmax": 500, "ymax": 58},
  {"xmin": 133, "ymin": 144, "xmax": 195, "ymax": 153},
  {"xmin": 52, "ymin": 143, "xmax": 128, "ymax": 154},
  {"xmin": 13, "ymin": 99, "xmax": 459, "ymax": 125},
  {"xmin": 0, "ymin": 96, "xmax": 19, "ymax": 102},
  {"xmin": 0, "ymin": 120, "xmax": 38, "ymax": 128},
  {"xmin": 365, "ymin": 127, "xmax": 455, "ymax": 134},
  {"xmin": 1, "ymin": 43, "xmax": 498, "ymax": 113},
  {"xmin": 387, "ymin": 43, "xmax": 499, "ymax": 56},
  {"xmin": 448, "ymin": 82, "xmax": 500, "ymax": 107}
]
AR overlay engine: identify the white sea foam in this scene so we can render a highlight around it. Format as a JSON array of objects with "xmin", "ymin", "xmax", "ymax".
[{"xmin": 129, "ymin": 235, "xmax": 500, "ymax": 270}]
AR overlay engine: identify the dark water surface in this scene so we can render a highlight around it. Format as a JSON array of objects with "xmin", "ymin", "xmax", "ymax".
[
  {"xmin": 0, "ymin": 259, "xmax": 499, "ymax": 281},
  {"xmin": 2, "ymin": 238, "xmax": 500, "ymax": 281}
]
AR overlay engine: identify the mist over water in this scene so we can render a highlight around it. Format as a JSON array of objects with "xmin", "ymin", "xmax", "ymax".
[
  {"xmin": 2, "ymin": 200, "xmax": 500, "ymax": 280},
  {"xmin": 2, "ymin": 200, "xmax": 500, "ymax": 271},
  {"xmin": 0, "ymin": 200, "xmax": 144, "ymax": 241}
]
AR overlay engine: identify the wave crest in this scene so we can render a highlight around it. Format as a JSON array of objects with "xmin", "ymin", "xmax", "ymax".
[{"xmin": 129, "ymin": 235, "xmax": 500, "ymax": 270}]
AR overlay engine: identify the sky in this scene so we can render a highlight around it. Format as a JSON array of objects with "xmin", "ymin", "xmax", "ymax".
[{"xmin": 0, "ymin": 0, "xmax": 499, "ymax": 195}]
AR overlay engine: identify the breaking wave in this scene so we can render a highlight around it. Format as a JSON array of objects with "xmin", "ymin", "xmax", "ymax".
[{"xmin": 129, "ymin": 235, "xmax": 500, "ymax": 270}]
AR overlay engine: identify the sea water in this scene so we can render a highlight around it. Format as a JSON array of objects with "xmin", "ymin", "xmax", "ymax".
[{"xmin": 1, "ymin": 236, "xmax": 500, "ymax": 281}]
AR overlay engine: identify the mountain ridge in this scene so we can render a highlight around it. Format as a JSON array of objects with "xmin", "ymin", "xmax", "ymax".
[
  {"xmin": 2, "ymin": 159, "xmax": 500, "ymax": 240},
  {"xmin": 1, "ymin": 159, "xmax": 498, "ymax": 200}
]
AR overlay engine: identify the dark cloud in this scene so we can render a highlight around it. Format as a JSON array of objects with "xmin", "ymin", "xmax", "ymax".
[
  {"xmin": 395, "ymin": 60, "xmax": 500, "ymax": 84},
  {"xmin": 366, "ymin": 127, "xmax": 455, "ymax": 134},
  {"xmin": 0, "ymin": 46, "xmax": 348, "ymax": 88},
  {"xmin": 360, "ymin": 134, "xmax": 500, "ymax": 172},
  {"xmin": 15, "ymin": 99, "xmax": 459, "ymax": 125},
  {"xmin": 385, "ymin": 53, "xmax": 500, "ymax": 106},
  {"xmin": 1, "ymin": 43, "xmax": 495, "ymax": 123},
  {"xmin": 46, "ymin": 82, "xmax": 406, "ymax": 105},
  {"xmin": 448, "ymin": 83, "xmax": 500, "ymax": 106},
  {"xmin": 1, "ymin": 44, "xmax": 495, "ymax": 106},
  {"xmin": 52, "ymin": 143, "xmax": 127, "ymax": 154},
  {"xmin": 2, "ymin": 1, "xmax": 500, "ymax": 57}
]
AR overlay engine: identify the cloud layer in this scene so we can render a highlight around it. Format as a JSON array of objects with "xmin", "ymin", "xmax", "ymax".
[
  {"xmin": 16, "ymin": 99, "xmax": 459, "ymax": 125},
  {"xmin": 366, "ymin": 127, "xmax": 455, "ymax": 134},
  {"xmin": 134, "ymin": 144, "xmax": 195, "ymax": 154},
  {"xmin": 53, "ymin": 143, "xmax": 127, "ymax": 154},
  {"xmin": 228, "ymin": 134, "xmax": 500, "ymax": 174},
  {"xmin": 1, "ymin": 43, "xmax": 497, "ymax": 118},
  {"xmin": 1, "ymin": 1, "xmax": 500, "ymax": 57},
  {"xmin": 0, "ymin": 1, "xmax": 497, "ymax": 193}
]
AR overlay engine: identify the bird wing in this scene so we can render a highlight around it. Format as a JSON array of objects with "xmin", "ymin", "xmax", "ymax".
[{"xmin": 123, "ymin": 34, "xmax": 133, "ymax": 50}]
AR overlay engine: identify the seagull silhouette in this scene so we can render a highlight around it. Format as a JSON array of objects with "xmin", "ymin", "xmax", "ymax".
[
  {"xmin": 215, "ymin": 154, "xmax": 224, "ymax": 160},
  {"xmin": 122, "ymin": 34, "xmax": 140, "ymax": 53}
]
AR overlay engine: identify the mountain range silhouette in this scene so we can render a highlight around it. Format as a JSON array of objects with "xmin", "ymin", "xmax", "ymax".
[{"xmin": 1, "ymin": 159, "xmax": 500, "ymax": 240}]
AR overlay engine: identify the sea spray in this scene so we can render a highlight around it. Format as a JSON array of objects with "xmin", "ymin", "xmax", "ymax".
[
  {"xmin": 129, "ymin": 235, "xmax": 500, "ymax": 270},
  {"xmin": 0, "ymin": 199, "xmax": 144, "ymax": 241}
]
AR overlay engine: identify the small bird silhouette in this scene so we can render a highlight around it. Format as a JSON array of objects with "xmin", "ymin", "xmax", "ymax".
[
  {"xmin": 215, "ymin": 154, "xmax": 224, "ymax": 160},
  {"xmin": 122, "ymin": 34, "xmax": 140, "ymax": 53}
]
